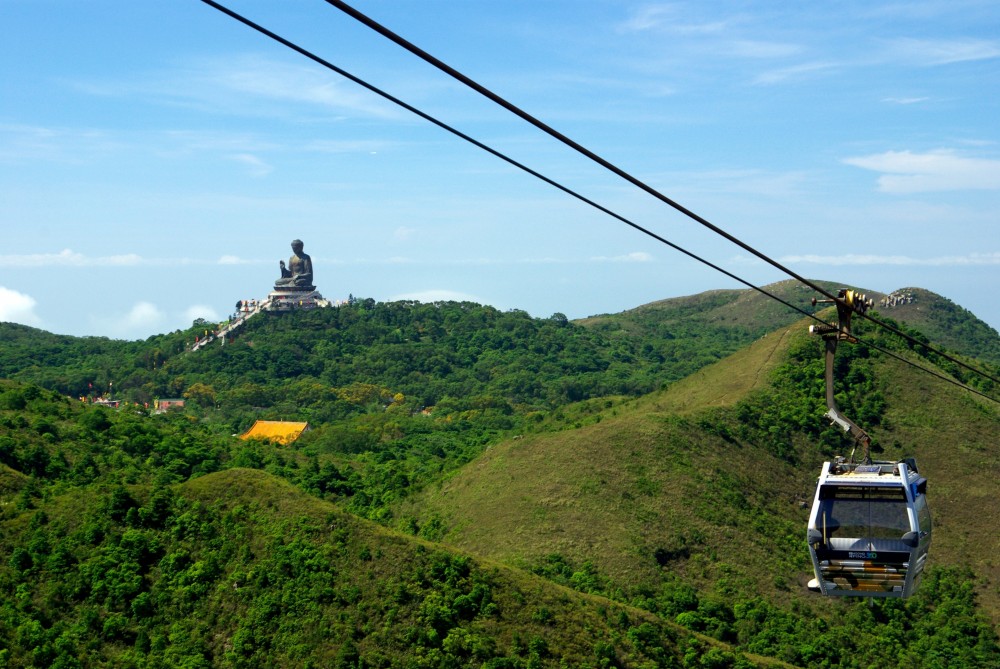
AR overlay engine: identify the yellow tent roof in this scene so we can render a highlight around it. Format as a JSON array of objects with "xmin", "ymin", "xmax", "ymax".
[{"xmin": 240, "ymin": 420, "xmax": 309, "ymax": 445}]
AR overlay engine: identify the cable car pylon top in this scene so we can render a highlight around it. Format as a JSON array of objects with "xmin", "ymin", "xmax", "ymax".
[{"xmin": 809, "ymin": 289, "xmax": 875, "ymax": 464}]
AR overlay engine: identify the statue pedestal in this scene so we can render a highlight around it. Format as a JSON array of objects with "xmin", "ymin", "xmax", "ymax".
[{"xmin": 265, "ymin": 289, "xmax": 330, "ymax": 311}]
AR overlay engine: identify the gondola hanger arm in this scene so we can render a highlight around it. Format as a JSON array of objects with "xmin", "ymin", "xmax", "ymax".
[{"xmin": 809, "ymin": 290, "xmax": 875, "ymax": 462}]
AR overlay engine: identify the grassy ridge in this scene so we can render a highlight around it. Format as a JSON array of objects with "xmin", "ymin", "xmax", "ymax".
[
  {"xmin": 395, "ymin": 357, "xmax": 813, "ymax": 600},
  {"xmin": 580, "ymin": 280, "xmax": 1000, "ymax": 369},
  {"xmin": 870, "ymin": 287, "xmax": 1000, "ymax": 366},
  {"xmin": 395, "ymin": 325, "xmax": 823, "ymax": 598}
]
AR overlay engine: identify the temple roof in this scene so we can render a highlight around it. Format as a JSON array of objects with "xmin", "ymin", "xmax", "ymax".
[{"xmin": 240, "ymin": 420, "xmax": 309, "ymax": 445}]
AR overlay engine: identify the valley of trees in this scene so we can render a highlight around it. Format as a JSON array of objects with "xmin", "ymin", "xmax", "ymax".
[{"xmin": 1, "ymin": 286, "xmax": 998, "ymax": 667}]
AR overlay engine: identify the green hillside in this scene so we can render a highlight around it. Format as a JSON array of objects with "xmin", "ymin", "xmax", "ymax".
[
  {"xmin": 0, "ymin": 282, "xmax": 844, "ymax": 416},
  {"xmin": 577, "ymin": 280, "xmax": 835, "ymax": 334},
  {"xmin": 1, "ymin": 284, "xmax": 999, "ymax": 667},
  {"xmin": 869, "ymin": 287, "xmax": 1000, "ymax": 366},
  {"xmin": 0, "ymin": 378, "xmax": 778, "ymax": 668},
  {"xmin": 0, "ymin": 322, "xmax": 187, "ymax": 397},
  {"xmin": 394, "ymin": 328, "xmax": 807, "ymax": 584},
  {"xmin": 1, "ymin": 282, "xmax": 993, "ymax": 412},
  {"xmin": 1, "ymin": 466, "xmax": 786, "ymax": 668},
  {"xmin": 580, "ymin": 280, "xmax": 1000, "ymax": 370},
  {"xmin": 0, "ymin": 301, "xmax": 711, "ymax": 422}
]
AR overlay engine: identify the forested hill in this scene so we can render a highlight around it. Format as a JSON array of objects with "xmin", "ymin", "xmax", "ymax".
[
  {"xmin": 0, "ymin": 385, "xmax": 774, "ymax": 667},
  {"xmin": 1, "ymin": 282, "xmax": 1000, "ymax": 666},
  {"xmin": 1, "ymin": 323, "xmax": 998, "ymax": 666},
  {"xmin": 0, "ymin": 297, "xmax": 785, "ymax": 425},
  {"xmin": 2, "ymin": 281, "xmax": 996, "ymax": 424}
]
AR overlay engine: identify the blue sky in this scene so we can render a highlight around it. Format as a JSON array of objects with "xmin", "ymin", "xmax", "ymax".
[{"xmin": 2, "ymin": 0, "xmax": 999, "ymax": 339}]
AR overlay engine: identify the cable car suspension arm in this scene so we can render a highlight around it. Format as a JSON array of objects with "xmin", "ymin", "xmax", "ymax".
[{"xmin": 809, "ymin": 290, "xmax": 875, "ymax": 463}]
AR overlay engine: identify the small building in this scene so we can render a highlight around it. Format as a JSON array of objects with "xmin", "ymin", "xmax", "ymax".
[
  {"xmin": 154, "ymin": 398, "xmax": 186, "ymax": 413},
  {"xmin": 240, "ymin": 420, "xmax": 309, "ymax": 445}
]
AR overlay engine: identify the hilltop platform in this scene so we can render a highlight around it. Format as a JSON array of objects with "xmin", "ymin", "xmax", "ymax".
[{"xmin": 265, "ymin": 289, "xmax": 331, "ymax": 311}]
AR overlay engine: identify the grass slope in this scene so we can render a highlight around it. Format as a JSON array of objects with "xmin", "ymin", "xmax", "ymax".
[
  {"xmin": 396, "ymin": 360, "xmax": 811, "ymax": 599},
  {"xmin": 577, "ymin": 280, "xmax": 838, "ymax": 335},
  {"xmin": 639, "ymin": 326, "xmax": 797, "ymax": 415},
  {"xmin": 394, "ymin": 325, "xmax": 818, "ymax": 601},
  {"xmin": 581, "ymin": 279, "xmax": 1000, "ymax": 368}
]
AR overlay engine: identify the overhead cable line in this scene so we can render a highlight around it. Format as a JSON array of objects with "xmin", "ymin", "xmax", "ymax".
[
  {"xmin": 197, "ymin": 0, "xmax": 1000, "ymax": 405},
  {"xmin": 838, "ymin": 327, "xmax": 997, "ymax": 403},
  {"xmin": 321, "ymin": 0, "xmax": 1000, "ymax": 390},
  {"xmin": 196, "ymin": 0, "xmax": 817, "ymax": 323}
]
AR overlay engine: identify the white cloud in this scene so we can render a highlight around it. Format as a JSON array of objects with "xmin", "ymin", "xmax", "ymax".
[
  {"xmin": 0, "ymin": 286, "xmax": 42, "ymax": 326},
  {"xmin": 882, "ymin": 96, "xmax": 929, "ymax": 105},
  {"xmin": 664, "ymin": 168, "xmax": 806, "ymax": 198},
  {"xmin": 618, "ymin": 5, "xmax": 675, "ymax": 32},
  {"xmin": 90, "ymin": 301, "xmax": 167, "ymax": 339},
  {"xmin": 884, "ymin": 37, "xmax": 1000, "ymax": 66},
  {"xmin": 0, "ymin": 250, "xmax": 222, "ymax": 268},
  {"xmin": 184, "ymin": 304, "xmax": 221, "ymax": 324},
  {"xmin": 349, "ymin": 254, "xmax": 657, "ymax": 267},
  {"xmin": 780, "ymin": 252, "xmax": 1000, "ymax": 266},
  {"xmin": 726, "ymin": 40, "xmax": 801, "ymax": 59},
  {"xmin": 85, "ymin": 54, "xmax": 400, "ymax": 121},
  {"xmin": 752, "ymin": 61, "xmax": 839, "ymax": 85},
  {"xmin": 0, "ymin": 249, "xmax": 143, "ymax": 267},
  {"xmin": 843, "ymin": 149, "xmax": 1000, "ymax": 193},
  {"xmin": 123, "ymin": 302, "xmax": 165, "ymax": 328},
  {"xmin": 591, "ymin": 252, "xmax": 654, "ymax": 263},
  {"xmin": 0, "ymin": 123, "xmax": 283, "ymax": 168},
  {"xmin": 0, "ymin": 123, "xmax": 122, "ymax": 165},
  {"xmin": 230, "ymin": 153, "xmax": 272, "ymax": 177},
  {"xmin": 215, "ymin": 57, "xmax": 374, "ymax": 110},
  {"xmin": 393, "ymin": 226, "xmax": 417, "ymax": 242},
  {"xmin": 618, "ymin": 5, "xmax": 727, "ymax": 34},
  {"xmin": 304, "ymin": 139, "xmax": 392, "ymax": 154},
  {"xmin": 159, "ymin": 129, "xmax": 277, "ymax": 155}
]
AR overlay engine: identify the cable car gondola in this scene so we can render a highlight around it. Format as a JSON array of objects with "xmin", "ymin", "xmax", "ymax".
[
  {"xmin": 807, "ymin": 457, "xmax": 931, "ymax": 597},
  {"xmin": 805, "ymin": 290, "xmax": 931, "ymax": 598}
]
